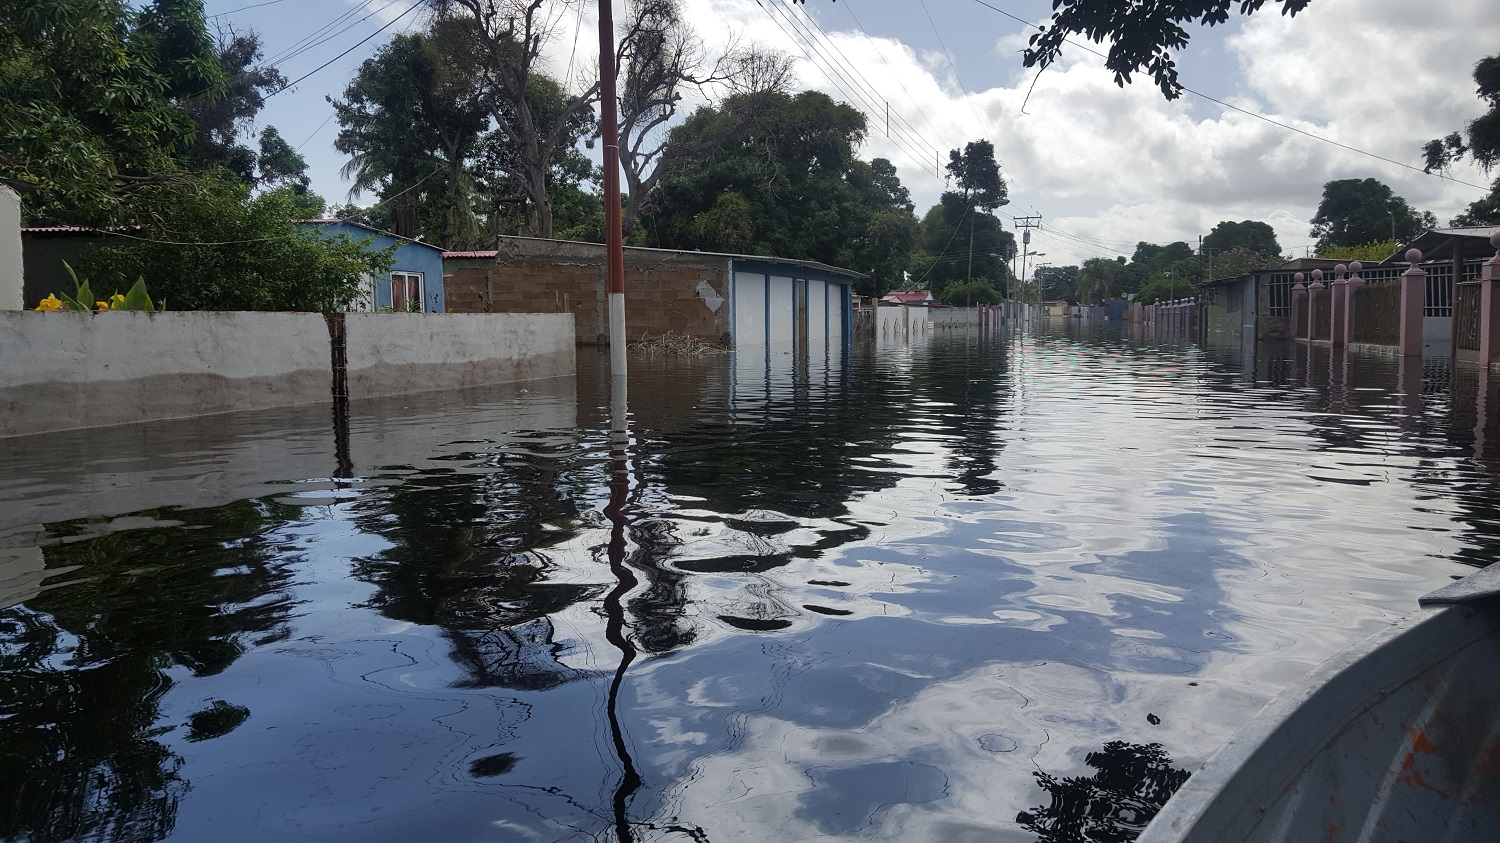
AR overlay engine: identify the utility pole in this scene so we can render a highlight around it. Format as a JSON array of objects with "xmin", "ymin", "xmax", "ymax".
[
  {"xmin": 599, "ymin": 0, "xmax": 625, "ymax": 380},
  {"xmin": 1014, "ymin": 214, "xmax": 1042, "ymax": 301}
]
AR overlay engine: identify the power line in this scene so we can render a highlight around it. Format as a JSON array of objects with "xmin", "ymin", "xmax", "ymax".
[
  {"xmin": 267, "ymin": 0, "xmax": 425, "ymax": 99},
  {"xmin": 916, "ymin": 0, "xmax": 987, "ymax": 136},
  {"xmin": 964, "ymin": 0, "xmax": 1491, "ymax": 193},
  {"xmin": 759, "ymin": 0, "xmax": 944, "ymax": 179},
  {"xmin": 209, "ymin": 0, "xmax": 293, "ymax": 18},
  {"xmin": 767, "ymin": 1, "xmax": 942, "ymax": 177},
  {"xmin": 836, "ymin": 0, "xmax": 953, "ymax": 156}
]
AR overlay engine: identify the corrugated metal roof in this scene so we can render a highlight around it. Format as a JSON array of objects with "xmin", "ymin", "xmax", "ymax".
[
  {"xmin": 21, "ymin": 225, "xmax": 95, "ymax": 233},
  {"xmin": 444, "ymin": 251, "xmax": 498, "ymax": 259},
  {"xmin": 294, "ymin": 218, "xmax": 443, "ymax": 251},
  {"xmin": 1381, "ymin": 226, "xmax": 1500, "ymax": 264}
]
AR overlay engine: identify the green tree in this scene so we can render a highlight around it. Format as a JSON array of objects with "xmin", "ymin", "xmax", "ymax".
[
  {"xmin": 937, "ymin": 279, "xmax": 1001, "ymax": 306},
  {"xmin": 1315, "ymin": 240, "xmax": 1401, "ymax": 263},
  {"xmin": 1035, "ymin": 264, "xmax": 1079, "ymax": 301},
  {"xmin": 1202, "ymin": 219, "xmax": 1280, "ymax": 256},
  {"xmin": 332, "ymin": 26, "xmax": 491, "ymax": 245},
  {"xmin": 944, "ymin": 139, "xmax": 1009, "ymax": 294},
  {"xmin": 913, "ymin": 199, "xmax": 1016, "ymax": 298},
  {"xmin": 82, "ymin": 179, "xmax": 394, "ymax": 311},
  {"xmin": 645, "ymin": 89, "xmax": 920, "ymax": 296},
  {"xmin": 1423, "ymin": 55, "xmax": 1500, "ymax": 226},
  {"xmin": 470, "ymin": 72, "xmax": 597, "ymax": 242},
  {"xmin": 178, "ymin": 31, "xmax": 287, "ymax": 184},
  {"xmin": 1, "ymin": 0, "xmax": 225, "ymax": 223},
  {"xmin": 436, "ymin": 0, "xmax": 599, "ymax": 239},
  {"xmin": 1075, "ymin": 257, "xmax": 1120, "ymax": 304},
  {"xmin": 1309, "ymin": 178, "xmax": 1436, "ymax": 251}
]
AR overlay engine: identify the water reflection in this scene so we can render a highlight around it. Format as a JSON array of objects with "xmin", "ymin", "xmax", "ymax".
[
  {"xmin": 0, "ymin": 329, "xmax": 1498, "ymax": 840},
  {"xmin": 0, "ymin": 501, "xmax": 298, "ymax": 842},
  {"xmin": 1017, "ymin": 742, "xmax": 1191, "ymax": 842}
]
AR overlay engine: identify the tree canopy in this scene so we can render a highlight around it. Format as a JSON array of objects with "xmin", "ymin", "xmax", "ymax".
[
  {"xmin": 1423, "ymin": 54, "xmax": 1500, "ymax": 226},
  {"xmin": 1202, "ymin": 219, "xmax": 1280, "ymax": 256},
  {"xmin": 1022, "ymin": 0, "xmax": 1311, "ymax": 99},
  {"xmin": 644, "ymin": 89, "xmax": 919, "ymax": 296},
  {"xmin": 0, "ymin": 0, "xmax": 225, "ymax": 222},
  {"xmin": 1309, "ymin": 178, "xmax": 1435, "ymax": 252},
  {"xmin": 82, "ymin": 179, "xmax": 394, "ymax": 311}
]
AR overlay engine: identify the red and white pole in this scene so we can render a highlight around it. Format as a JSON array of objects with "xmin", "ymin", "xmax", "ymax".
[{"xmin": 599, "ymin": 0, "xmax": 627, "ymax": 379}]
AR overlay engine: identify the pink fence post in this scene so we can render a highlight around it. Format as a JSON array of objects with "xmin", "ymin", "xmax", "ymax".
[
  {"xmin": 1400, "ymin": 249, "xmax": 1426, "ymax": 358},
  {"xmin": 1330, "ymin": 263, "xmax": 1348, "ymax": 347},
  {"xmin": 1307, "ymin": 270, "xmax": 1325, "ymax": 341},
  {"xmin": 1343, "ymin": 261, "xmax": 1364, "ymax": 348},
  {"xmin": 1291, "ymin": 273, "xmax": 1307, "ymax": 339},
  {"xmin": 1479, "ymin": 233, "xmax": 1500, "ymax": 371}
]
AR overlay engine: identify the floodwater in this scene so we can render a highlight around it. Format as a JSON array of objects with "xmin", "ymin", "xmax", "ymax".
[{"xmin": 3, "ymin": 325, "xmax": 1499, "ymax": 843}]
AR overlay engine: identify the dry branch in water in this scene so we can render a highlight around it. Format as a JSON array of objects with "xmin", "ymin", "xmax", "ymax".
[{"xmin": 630, "ymin": 332, "xmax": 729, "ymax": 359}]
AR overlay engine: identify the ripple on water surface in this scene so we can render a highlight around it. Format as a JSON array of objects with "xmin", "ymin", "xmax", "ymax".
[{"xmin": 0, "ymin": 328, "xmax": 1497, "ymax": 841}]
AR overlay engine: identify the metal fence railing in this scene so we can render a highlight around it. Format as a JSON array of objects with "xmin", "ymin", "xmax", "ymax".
[{"xmin": 1352, "ymin": 282, "xmax": 1401, "ymax": 346}]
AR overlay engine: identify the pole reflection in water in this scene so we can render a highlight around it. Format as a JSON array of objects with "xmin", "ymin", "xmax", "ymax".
[{"xmin": 604, "ymin": 373, "xmax": 642, "ymax": 842}]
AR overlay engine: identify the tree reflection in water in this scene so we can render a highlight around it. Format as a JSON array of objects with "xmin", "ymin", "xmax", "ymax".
[
  {"xmin": 1017, "ymin": 741, "xmax": 1191, "ymax": 843},
  {"xmin": 0, "ymin": 501, "xmax": 298, "ymax": 842}
]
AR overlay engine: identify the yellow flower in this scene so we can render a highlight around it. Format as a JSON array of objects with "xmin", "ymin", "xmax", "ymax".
[
  {"xmin": 96, "ymin": 300, "xmax": 110, "ymax": 310},
  {"xmin": 35, "ymin": 294, "xmax": 62, "ymax": 311}
]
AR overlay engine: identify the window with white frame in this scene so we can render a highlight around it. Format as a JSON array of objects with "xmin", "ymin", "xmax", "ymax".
[{"xmin": 391, "ymin": 271, "xmax": 424, "ymax": 312}]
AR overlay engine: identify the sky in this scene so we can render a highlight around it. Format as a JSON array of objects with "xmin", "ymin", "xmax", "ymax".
[{"xmin": 203, "ymin": 0, "xmax": 1500, "ymax": 269}]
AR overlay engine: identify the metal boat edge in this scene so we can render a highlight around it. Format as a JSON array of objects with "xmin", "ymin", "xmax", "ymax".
[{"xmin": 1138, "ymin": 563, "xmax": 1500, "ymax": 842}]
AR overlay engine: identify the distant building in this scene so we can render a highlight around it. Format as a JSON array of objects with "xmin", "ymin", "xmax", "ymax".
[{"xmin": 879, "ymin": 290, "xmax": 936, "ymax": 306}]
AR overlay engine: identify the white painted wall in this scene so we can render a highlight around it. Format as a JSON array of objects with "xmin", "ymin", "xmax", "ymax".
[
  {"xmin": 732, "ymin": 270, "xmax": 767, "ymax": 348},
  {"xmin": 0, "ymin": 311, "xmax": 576, "ymax": 437},
  {"xmin": 0, "ymin": 185, "xmax": 21, "ymax": 310},
  {"xmin": 768, "ymin": 276, "xmax": 795, "ymax": 343},
  {"xmin": 807, "ymin": 279, "xmax": 827, "ymax": 341},
  {"xmin": 345, "ymin": 313, "xmax": 574, "ymax": 400}
]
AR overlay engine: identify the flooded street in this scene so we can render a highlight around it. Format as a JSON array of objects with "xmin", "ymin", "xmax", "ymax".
[{"xmin": 3, "ymin": 326, "xmax": 1499, "ymax": 842}]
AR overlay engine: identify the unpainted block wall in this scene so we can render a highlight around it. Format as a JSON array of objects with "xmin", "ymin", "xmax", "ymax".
[{"xmin": 446, "ymin": 256, "xmax": 730, "ymax": 345}]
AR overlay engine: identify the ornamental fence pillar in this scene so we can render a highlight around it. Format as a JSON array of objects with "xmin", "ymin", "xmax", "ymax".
[
  {"xmin": 1330, "ymin": 263, "xmax": 1349, "ymax": 347},
  {"xmin": 1478, "ymin": 233, "xmax": 1500, "ymax": 371},
  {"xmin": 1343, "ymin": 261, "xmax": 1364, "ymax": 348},
  {"xmin": 1400, "ymin": 249, "xmax": 1426, "ymax": 358},
  {"xmin": 1291, "ymin": 273, "xmax": 1307, "ymax": 340}
]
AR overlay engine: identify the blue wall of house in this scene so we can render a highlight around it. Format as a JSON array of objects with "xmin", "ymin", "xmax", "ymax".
[{"xmin": 302, "ymin": 221, "xmax": 447, "ymax": 312}]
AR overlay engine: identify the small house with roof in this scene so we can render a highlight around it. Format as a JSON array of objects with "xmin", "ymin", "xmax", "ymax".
[
  {"xmin": 880, "ymin": 290, "xmax": 936, "ymax": 307},
  {"xmin": 295, "ymin": 219, "xmax": 447, "ymax": 312}
]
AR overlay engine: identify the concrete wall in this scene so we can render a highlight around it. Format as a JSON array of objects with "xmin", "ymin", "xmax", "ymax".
[
  {"xmin": 1, "ymin": 185, "xmax": 20, "ymax": 310},
  {"xmin": 0, "ymin": 311, "xmax": 574, "ymax": 438},
  {"xmin": 345, "ymin": 312, "xmax": 574, "ymax": 400}
]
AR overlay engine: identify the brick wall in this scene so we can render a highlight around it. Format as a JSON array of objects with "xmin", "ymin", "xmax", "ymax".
[{"xmin": 446, "ymin": 247, "xmax": 730, "ymax": 346}]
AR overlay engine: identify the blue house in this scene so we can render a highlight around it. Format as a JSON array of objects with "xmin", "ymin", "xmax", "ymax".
[{"xmin": 297, "ymin": 219, "xmax": 447, "ymax": 313}]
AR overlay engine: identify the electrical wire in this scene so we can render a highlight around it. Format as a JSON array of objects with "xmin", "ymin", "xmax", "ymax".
[
  {"xmin": 916, "ymin": 0, "xmax": 988, "ymax": 135},
  {"xmin": 266, "ymin": 0, "xmax": 425, "ymax": 98},
  {"xmin": 208, "ymin": 0, "xmax": 293, "ymax": 18},
  {"xmin": 758, "ymin": 0, "xmax": 946, "ymax": 179},
  {"xmin": 965, "ymin": 0, "xmax": 1492, "ymax": 192}
]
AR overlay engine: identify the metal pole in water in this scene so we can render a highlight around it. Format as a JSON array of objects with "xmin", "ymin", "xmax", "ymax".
[{"xmin": 599, "ymin": 0, "xmax": 627, "ymax": 380}]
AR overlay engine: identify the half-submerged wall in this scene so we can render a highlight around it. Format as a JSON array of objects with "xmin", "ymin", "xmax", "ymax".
[{"xmin": 0, "ymin": 311, "xmax": 574, "ymax": 437}]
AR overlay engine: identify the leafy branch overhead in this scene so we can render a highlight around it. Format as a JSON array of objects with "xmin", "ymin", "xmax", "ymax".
[{"xmin": 790, "ymin": 0, "xmax": 1311, "ymax": 100}]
